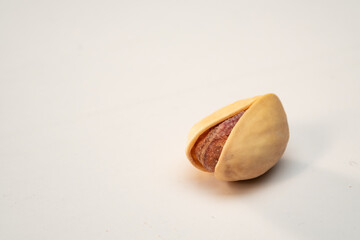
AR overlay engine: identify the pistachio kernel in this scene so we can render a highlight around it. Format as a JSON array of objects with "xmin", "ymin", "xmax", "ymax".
[{"xmin": 192, "ymin": 111, "xmax": 245, "ymax": 172}]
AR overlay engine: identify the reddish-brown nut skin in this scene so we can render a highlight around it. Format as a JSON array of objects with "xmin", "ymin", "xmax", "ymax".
[{"xmin": 192, "ymin": 111, "xmax": 245, "ymax": 172}]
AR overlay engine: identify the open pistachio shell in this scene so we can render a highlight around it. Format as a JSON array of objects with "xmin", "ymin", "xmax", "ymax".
[{"xmin": 185, "ymin": 93, "xmax": 289, "ymax": 181}]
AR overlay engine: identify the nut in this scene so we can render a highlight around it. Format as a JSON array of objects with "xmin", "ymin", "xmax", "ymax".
[{"xmin": 185, "ymin": 93, "xmax": 289, "ymax": 181}]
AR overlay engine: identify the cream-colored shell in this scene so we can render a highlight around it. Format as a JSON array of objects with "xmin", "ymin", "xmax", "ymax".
[{"xmin": 185, "ymin": 93, "xmax": 289, "ymax": 181}]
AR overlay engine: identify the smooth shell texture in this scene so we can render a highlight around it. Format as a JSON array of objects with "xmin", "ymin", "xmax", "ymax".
[{"xmin": 185, "ymin": 93, "xmax": 289, "ymax": 181}]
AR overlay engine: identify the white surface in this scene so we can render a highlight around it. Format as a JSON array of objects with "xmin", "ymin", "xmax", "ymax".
[{"xmin": 1, "ymin": 0, "xmax": 360, "ymax": 239}]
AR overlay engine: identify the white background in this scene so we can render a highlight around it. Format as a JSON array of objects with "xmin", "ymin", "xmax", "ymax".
[{"xmin": 1, "ymin": 0, "xmax": 360, "ymax": 239}]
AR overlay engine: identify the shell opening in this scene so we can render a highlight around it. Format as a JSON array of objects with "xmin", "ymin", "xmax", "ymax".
[{"xmin": 191, "ymin": 110, "xmax": 246, "ymax": 172}]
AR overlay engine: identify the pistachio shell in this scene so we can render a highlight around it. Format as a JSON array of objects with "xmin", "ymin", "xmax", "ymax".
[{"xmin": 185, "ymin": 93, "xmax": 289, "ymax": 181}]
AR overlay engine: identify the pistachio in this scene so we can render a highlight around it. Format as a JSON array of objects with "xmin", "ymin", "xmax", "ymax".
[{"xmin": 185, "ymin": 93, "xmax": 289, "ymax": 181}]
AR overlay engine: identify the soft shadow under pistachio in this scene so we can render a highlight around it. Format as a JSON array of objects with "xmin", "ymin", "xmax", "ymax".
[
  {"xmin": 184, "ymin": 156, "xmax": 305, "ymax": 196},
  {"xmin": 183, "ymin": 120, "xmax": 331, "ymax": 196}
]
